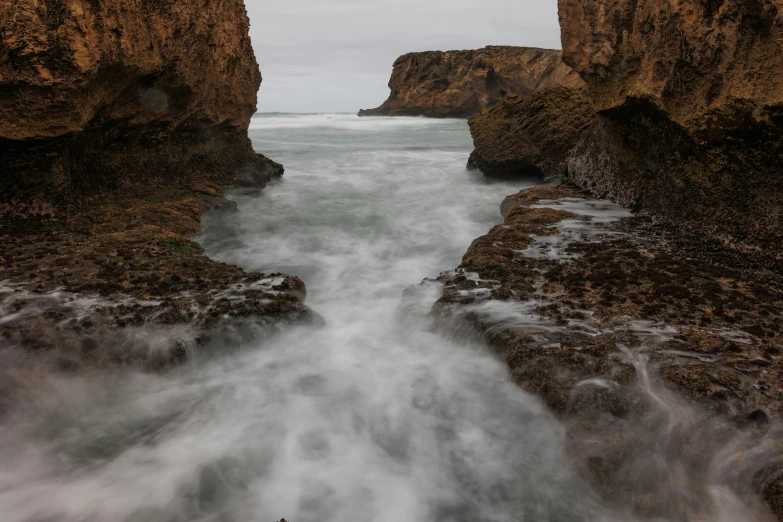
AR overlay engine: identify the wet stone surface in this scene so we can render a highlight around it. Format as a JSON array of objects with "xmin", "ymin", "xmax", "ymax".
[
  {"xmin": 432, "ymin": 185, "xmax": 783, "ymax": 520},
  {"xmin": 0, "ymin": 182, "xmax": 317, "ymax": 376}
]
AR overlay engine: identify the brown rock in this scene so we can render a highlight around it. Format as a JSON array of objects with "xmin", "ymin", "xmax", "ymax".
[
  {"xmin": 467, "ymin": 87, "xmax": 596, "ymax": 181},
  {"xmin": 0, "ymin": 2, "xmax": 315, "ymax": 376},
  {"xmin": 359, "ymin": 46, "xmax": 585, "ymax": 118},
  {"xmin": 0, "ymin": 0, "xmax": 276, "ymax": 222},
  {"xmin": 556, "ymin": 0, "xmax": 783, "ymax": 258},
  {"xmin": 559, "ymin": 0, "xmax": 783, "ymax": 124},
  {"xmin": 433, "ymin": 185, "xmax": 783, "ymax": 519}
]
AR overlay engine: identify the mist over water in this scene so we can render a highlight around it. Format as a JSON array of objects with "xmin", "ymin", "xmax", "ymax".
[{"xmin": 2, "ymin": 114, "xmax": 763, "ymax": 521}]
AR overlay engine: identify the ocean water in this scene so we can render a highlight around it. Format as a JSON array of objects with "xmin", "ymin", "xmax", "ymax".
[{"xmin": 0, "ymin": 114, "xmax": 770, "ymax": 521}]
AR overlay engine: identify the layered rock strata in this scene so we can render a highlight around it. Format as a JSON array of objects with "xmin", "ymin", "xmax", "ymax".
[
  {"xmin": 0, "ymin": 0, "xmax": 279, "ymax": 222},
  {"xmin": 433, "ymin": 186, "xmax": 783, "ymax": 520},
  {"xmin": 359, "ymin": 46, "xmax": 585, "ymax": 118}
]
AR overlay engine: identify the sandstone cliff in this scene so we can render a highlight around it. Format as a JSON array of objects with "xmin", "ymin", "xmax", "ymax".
[
  {"xmin": 0, "ymin": 0, "xmax": 278, "ymax": 222},
  {"xmin": 358, "ymin": 46, "xmax": 585, "ymax": 118},
  {"xmin": 558, "ymin": 0, "xmax": 783, "ymax": 256},
  {"xmin": 466, "ymin": 1, "xmax": 783, "ymax": 257},
  {"xmin": 455, "ymin": 1, "xmax": 783, "ymax": 517},
  {"xmin": 0, "ymin": 1, "xmax": 315, "ymax": 370}
]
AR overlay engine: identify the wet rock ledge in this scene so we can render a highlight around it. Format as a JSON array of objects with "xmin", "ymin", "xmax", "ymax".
[
  {"xmin": 433, "ymin": 185, "xmax": 783, "ymax": 520},
  {"xmin": 0, "ymin": 0, "xmax": 317, "ymax": 372},
  {"xmin": 359, "ymin": 46, "xmax": 584, "ymax": 118},
  {"xmin": 458, "ymin": 9, "xmax": 783, "ymax": 512},
  {"xmin": 0, "ymin": 183, "xmax": 315, "ymax": 372}
]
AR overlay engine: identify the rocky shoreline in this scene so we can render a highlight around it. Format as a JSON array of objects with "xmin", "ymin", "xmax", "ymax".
[
  {"xmin": 431, "ymin": 185, "xmax": 783, "ymax": 519},
  {"xmin": 447, "ymin": 6, "xmax": 783, "ymax": 514},
  {"xmin": 0, "ymin": 0, "xmax": 317, "ymax": 376},
  {"xmin": 0, "ymin": 179, "xmax": 318, "ymax": 377},
  {"xmin": 465, "ymin": 1, "xmax": 783, "ymax": 259},
  {"xmin": 3, "ymin": 0, "xmax": 783, "ymax": 519}
]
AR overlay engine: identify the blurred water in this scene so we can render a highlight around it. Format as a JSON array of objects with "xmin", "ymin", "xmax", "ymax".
[{"xmin": 0, "ymin": 114, "xmax": 717, "ymax": 521}]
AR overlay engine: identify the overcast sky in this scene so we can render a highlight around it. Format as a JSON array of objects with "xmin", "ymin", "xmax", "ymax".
[{"xmin": 245, "ymin": 1, "xmax": 562, "ymax": 113}]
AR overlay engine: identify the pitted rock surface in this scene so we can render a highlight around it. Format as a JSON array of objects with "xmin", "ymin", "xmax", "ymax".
[
  {"xmin": 433, "ymin": 186, "xmax": 783, "ymax": 519},
  {"xmin": 359, "ymin": 46, "xmax": 585, "ymax": 118},
  {"xmin": 557, "ymin": 0, "xmax": 783, "ymax": 256},
  {"xmin": 0, "ymin": 0, "xmax": 277, "ymax": 221}
]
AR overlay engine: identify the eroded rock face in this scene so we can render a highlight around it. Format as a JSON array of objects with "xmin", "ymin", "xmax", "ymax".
[
  {"xmin": 467, "ymin": 87, "xmax": 595, "ymax": 181},
  {"xmin": 358, "ymin": 46, "xmax": 585, "ymax": 118},
  {"xmin": 0, "ymin": 1, "xmax": 314, "ymax": 375},
  {"xmin": 0, "ymin": 0, "xmax": 276, "ymax": 221},
  {"xmin": 557, "ymin": 0, "xmax": 783, "ymax": 257},
  {"xmin": 559, "ymin": 0, "xmax": 783, "ymax": 122}
]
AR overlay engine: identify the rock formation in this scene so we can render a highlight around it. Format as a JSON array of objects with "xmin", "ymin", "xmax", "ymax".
[
  {"xmin": 0, "ymin": 182, "xmax": 317, "ymax": 374},
  {"xmin": 358, "ymin": 46, "xmax": 585, "ymax": 118},
  {"xmin": 0, "ymin": 0, "xmax": 280, "ymax": 222},
  {"xmin": 467, "ymin": 87, "xmax": 595, "ymax": 180},
  {"xmin": 559, "ymin": 0, "xmax": 783, "ymax": 257},
  {"xmin": 452, "ymin": 0, "xmax": 783, "ymax": 518},
  {"xmin": 468, "ymin": 1, "xmax": 783, "ymax": 256},
  {"xmin": 0, "ymin": 0, "xmax": 314, "ymax": 371},
  {"xmin": 434, "ymin": 186, "xmax": 783, "ymax": 520}
]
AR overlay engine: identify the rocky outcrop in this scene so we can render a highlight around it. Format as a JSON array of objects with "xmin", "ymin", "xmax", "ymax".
[
  {"xmin": 454, "ymin": 1, "xmax": 783, "ymax": 517},
  {"xmin": 467, "ymin": 87, "xmax": 595, "ymax": 180},
  {"xmin": 0, "ymin": 0, "xmax": 315, "ymax": 374},
  {"xmin": 0, "ymin": 182, "xmax": 319, "ymax": 378},
  {"xmin": 556, "ymin": 0, "xmax": 783, "ymax": 257},
  {"xmin": 0, "ymin": 0, "xmax": 279, "ymax": 222},
  {"xmin": 558, "ymin": 0, "xmax": 783, "ymax": 123},
  {"xmin": 433, "ymin": 186, "xmax": 783, "ymax": 520},
  {"xmin": 466, "ymin": 1, "xmax": 783, "ymax": 255},
  {"xmin": 358, "ymin": 46, "xmax": 585, "ymax": 118}
]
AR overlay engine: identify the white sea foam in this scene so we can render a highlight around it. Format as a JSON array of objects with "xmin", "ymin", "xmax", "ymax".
[{"xmin": 0, "ymin": 114, "xmax": 774, "ymax": 522}]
